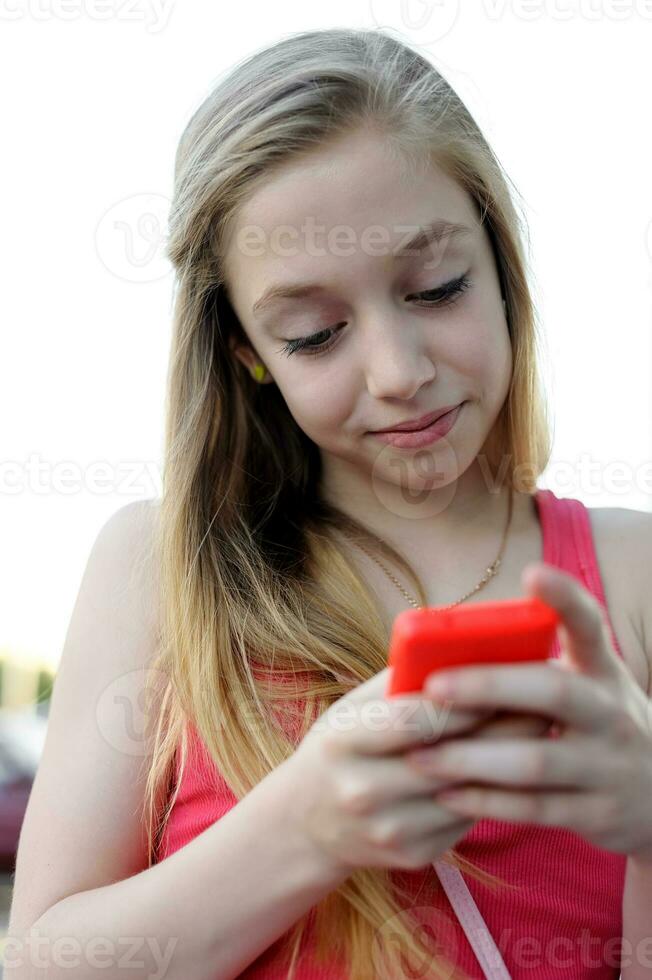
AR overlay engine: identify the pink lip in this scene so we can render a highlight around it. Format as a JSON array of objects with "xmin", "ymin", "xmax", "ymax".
[
  {"xmin": 371, "ymin": 404, "xmax": 462, "ymax": 434},
  {"xmin": 370, "ymin": 402, "xmax": 464, "ymax": 448}
]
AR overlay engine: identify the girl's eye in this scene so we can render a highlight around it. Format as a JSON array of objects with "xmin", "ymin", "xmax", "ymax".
[{"xmin": 275, "ymin": 272, "xmax": 472, "ymax": 358}]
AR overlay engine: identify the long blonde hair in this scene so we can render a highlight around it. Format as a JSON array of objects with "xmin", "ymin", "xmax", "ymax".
[{"xmin": 143, "ymin": 26, "xmax": 553, "ymax": 980}]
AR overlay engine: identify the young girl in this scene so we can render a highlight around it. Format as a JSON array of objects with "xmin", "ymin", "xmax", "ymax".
[{"xmin": 8, "ymin": 26, "xmax": 652, "ymax": 980}]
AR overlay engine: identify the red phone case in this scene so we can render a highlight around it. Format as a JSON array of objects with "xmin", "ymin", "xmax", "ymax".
[{"xmin": 386, "ymin": 596, "xmax": 560, "ymax": 697}]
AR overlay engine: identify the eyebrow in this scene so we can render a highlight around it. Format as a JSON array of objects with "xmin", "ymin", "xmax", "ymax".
[{"xmin": 251, "ymin": 218, "xmax": 474, "ymax": 317}]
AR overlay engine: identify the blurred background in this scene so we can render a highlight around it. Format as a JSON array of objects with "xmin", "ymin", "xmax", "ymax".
[{"xmin": 2, "ymin": 0, "xmax": 652, "ymax": 972}]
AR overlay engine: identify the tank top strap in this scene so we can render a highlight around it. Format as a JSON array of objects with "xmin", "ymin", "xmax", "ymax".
[{"xmin": 432, "ymin": 860, "xmax": 512, "ymax": 978}]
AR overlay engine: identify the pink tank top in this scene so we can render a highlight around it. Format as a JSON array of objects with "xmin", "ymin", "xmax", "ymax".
[{"xmin": 154, "ymin": 488, "xmax": 627, "ymax": 979}]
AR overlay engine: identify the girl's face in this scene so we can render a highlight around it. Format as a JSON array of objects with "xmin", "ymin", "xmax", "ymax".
[{"xmin": 223, "ymin": 128, "xmax": 512, "ymax": 502}]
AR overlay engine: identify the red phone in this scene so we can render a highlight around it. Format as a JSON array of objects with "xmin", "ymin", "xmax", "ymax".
[{"xmin": 386, "ymin": 595, "xmax": 560, "ymax": 697}]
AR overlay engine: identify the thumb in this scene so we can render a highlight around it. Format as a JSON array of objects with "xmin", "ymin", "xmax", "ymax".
[{"xmin": 522, "ymin": 561, "xmax": 622, "ymax": 680}]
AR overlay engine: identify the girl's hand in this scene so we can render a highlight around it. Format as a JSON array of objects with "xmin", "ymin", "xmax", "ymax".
[
  {"xmin": 286, "ymin": 667, "xmax": 520, "ymax": 877},
  {"xmin": 405, "ymin": 561, "xmax": 652, "ymax": 862}
]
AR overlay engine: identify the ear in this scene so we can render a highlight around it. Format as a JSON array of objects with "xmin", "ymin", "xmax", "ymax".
[
  {"xmin": 230, "ymin": 339, "xmax": 255, "ymax": 373},
  {"xmin": 229, "ymin": 338, "xmax": 274, "ymax": 384}
]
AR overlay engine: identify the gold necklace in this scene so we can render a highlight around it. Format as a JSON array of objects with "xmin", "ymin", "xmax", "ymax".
[{"xmin": 349, "ymin": 485, "xmax": 514, "ymax": 610}]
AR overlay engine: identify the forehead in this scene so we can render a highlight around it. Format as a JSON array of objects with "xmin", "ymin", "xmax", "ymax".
[{"xmin": 222, "ymin": 132, "xmax": 480, "ymax": 275}]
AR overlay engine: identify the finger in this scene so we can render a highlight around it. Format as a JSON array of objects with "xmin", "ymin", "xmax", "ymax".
[
  {"xmin": 322, "ymin": 693, "xmax": 493, "ymax": 757},
  {"xmin": 398, "ymin": 816, "xmax": 478, "ymax": 870},
  {"xmin": 474, "ymin": 711, "xmax": 553, "ymax": 739},
  {"xmin": 366, "ymin": 796, "xmax": 476, "ymax": 850},
  {"xmin": 522, "ymin": 562, "xmax": 623, "ymax": 680},
  {"xmin": 343, "ymin": 666, "xmax": 489, "ymax": 719},
  {"xmin": 425, "ymin": 661, "xmax": 617, "ymax": 734},
  {"xmin": 339, "ymin": 745, "xmax": 480, "ymax": 814},
  {"xmin": 405, "ymin": 735, "xmax": 615, "ymax": 791},
  {"xmin": 435, "ymin": 784, "xmax": 619, "ymax": 839}
]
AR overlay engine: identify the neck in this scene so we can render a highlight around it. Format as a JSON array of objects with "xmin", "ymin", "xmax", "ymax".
[{"xmin": 319, "ymin": 455, "xmax": 514, "ymax": 562}]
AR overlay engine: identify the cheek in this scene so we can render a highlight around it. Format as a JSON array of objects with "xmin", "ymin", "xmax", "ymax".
[
  {"xmin": 277, "ymin": 364, "xmax": 356, "ymax": 439},
  {"xmin": 457, "ymin": 313, "xmax": 512, "ymax": 396}
]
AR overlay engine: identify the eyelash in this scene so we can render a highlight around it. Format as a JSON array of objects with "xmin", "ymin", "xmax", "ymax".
[{"xmin": 275, "ymin": 273, "xmax": 472, "ymax": 358}]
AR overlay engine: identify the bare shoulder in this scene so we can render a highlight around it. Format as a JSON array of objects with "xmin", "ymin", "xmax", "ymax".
[
  {"xmin": 93, "ymin": 497, "xmax": 162, "ymax": 635},
  {"xmin": 586, "ymin": 504, "xmax": 652, "ymax": 689}
]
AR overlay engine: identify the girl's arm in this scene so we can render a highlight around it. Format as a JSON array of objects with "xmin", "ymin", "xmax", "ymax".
[
  {"xmin": 6, "ymin": 501, "xmax": 349, "ymax": 980},
  {"xmin": 8, "ymin": 758, "xmax": 348, "ymax": 980},
  {"xmin": 621, "ymin": 856, "xmax": 652, "ymax": 980}
]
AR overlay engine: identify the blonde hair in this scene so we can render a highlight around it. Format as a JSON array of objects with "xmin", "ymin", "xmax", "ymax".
[{"xmin": 143, "ymin": 26, "xmax": 553, "ymax": 980}]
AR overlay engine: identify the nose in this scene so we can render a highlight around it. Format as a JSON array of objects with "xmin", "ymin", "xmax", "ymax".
[{"xmin": 363, "ymin": 318, "xmax": 436, "ymax": 400}]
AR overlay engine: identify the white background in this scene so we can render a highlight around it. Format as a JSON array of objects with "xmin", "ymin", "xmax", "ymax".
[{"xmin": 2, "ymin": 0, "xmax": 651, "ymax": 670}]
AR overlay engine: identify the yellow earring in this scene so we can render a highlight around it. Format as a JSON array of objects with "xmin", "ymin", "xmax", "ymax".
[{"xmin": 252, "ymin": 362, "xmax": 267, "ymax": 382}]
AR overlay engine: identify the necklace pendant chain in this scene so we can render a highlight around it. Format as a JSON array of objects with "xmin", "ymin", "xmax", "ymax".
[{"xmin": 348, "ymin": 486, "xmax": 514, "ymax": 611}]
